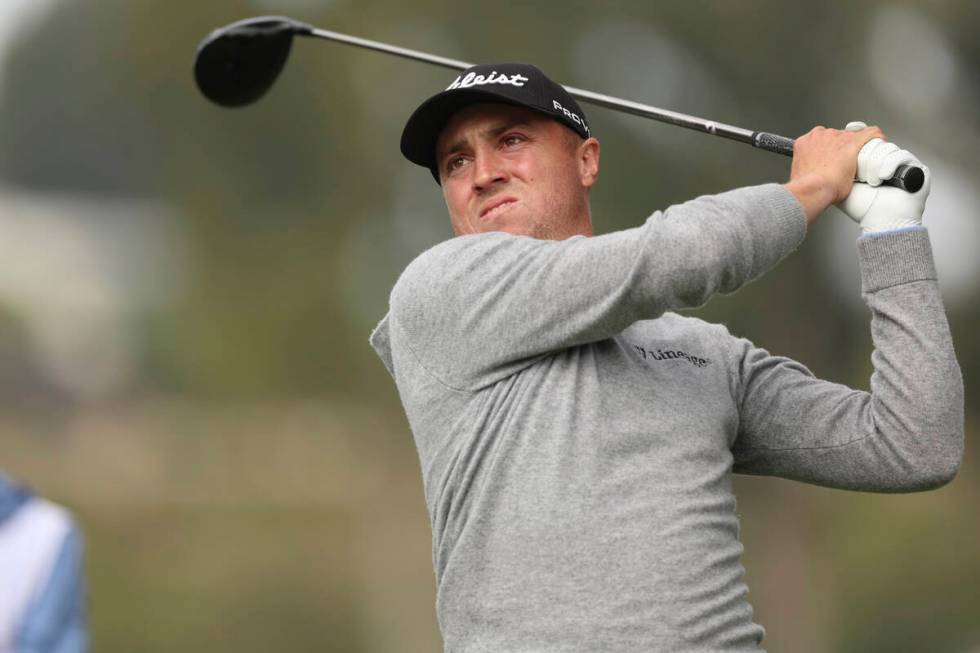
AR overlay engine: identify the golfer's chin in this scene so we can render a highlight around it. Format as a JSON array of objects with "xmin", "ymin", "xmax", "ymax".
[
  {"xmin": 476, "ymin": 207, "xmax": 538, "ymax": 237},
  {"xmin": 454, "ymin": 206, "xmax": 541, "ymax": 237}
]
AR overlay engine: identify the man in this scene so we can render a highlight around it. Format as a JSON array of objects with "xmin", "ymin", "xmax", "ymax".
[
  {"xmin": 0, "ymin": 472, "xmax": 88, "ymax": 653},
  {"xmin": 369, "ymin": 63, "xmax": 963, "ymax": 651}
]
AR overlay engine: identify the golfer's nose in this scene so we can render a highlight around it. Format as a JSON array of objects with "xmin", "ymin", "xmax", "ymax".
[{"xmin": 472, "ymin": 150, "xmax": 507, "ymax": 192}]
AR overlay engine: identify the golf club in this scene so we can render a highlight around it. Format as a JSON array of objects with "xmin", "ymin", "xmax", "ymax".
[{"xmin": 193, "ymin": 15, "xmax": 924, "ymax": 193}]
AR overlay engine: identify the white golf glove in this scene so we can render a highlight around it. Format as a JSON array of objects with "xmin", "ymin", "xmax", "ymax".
[{"xmin": 838, "ymin": 121, "xmax": 931, "ymax": 233}]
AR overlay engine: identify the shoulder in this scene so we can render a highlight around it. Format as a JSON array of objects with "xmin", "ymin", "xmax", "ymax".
[
  {"xmin": 392, "ymin": 231, "xmax": 545, "ymax": 307},
  {"xmin": 4, "ymin": 497, "xmax": 75, "ymax": 543},
  {"xmin": 403, "ymin": 231, "xmax": 542, "ymax": 273},
  {"xmin": 398, "ymin": 232, "xmax": 499, "ymax": 282}
]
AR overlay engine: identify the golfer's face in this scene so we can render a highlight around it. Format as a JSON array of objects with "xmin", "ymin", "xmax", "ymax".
[{"xmin": 436, "ymin": 103, "xmax": 595, "ymax": 240}]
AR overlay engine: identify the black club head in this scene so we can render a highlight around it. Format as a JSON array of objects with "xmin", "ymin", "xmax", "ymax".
[{"xmin": 194, "ymin": 16, "xmax": 314, "ymax": 107}]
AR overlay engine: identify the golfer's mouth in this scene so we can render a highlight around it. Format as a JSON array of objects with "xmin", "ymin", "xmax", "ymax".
[{"xmin": 480, "ymin": 197, "xmax": 518, "ymax": 219}]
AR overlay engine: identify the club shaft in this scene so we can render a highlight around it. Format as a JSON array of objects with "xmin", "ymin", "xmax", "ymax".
[
  {"xmin": 310, "ymin": 27, "xmax": 473, "ymax": 73},
  {"xmin": 563, "ymin": 84, "xmax": 757, "ymax": 144},
  {"xmin": 305, "ymin": 26, "xmax": 922, "ymax": 192},
  {"xmin": 308, "ymin": 27, "xmax": 755, "ymax": 144}
]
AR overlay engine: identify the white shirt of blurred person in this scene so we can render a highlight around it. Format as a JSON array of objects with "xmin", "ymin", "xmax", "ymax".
[{"xmin": 0, "ymin": 473, "xmax": 87, "ymax": 653}]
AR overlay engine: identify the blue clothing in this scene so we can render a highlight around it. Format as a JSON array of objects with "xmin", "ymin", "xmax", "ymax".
[{"xmin": 0, "ymin": 475, "xmax": 88, "ymax": 653}]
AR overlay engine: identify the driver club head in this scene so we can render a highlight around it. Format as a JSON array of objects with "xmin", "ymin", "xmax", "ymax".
[{"xmin": 194, "ymin": 16, "xmax": 314, "ymax": 107}]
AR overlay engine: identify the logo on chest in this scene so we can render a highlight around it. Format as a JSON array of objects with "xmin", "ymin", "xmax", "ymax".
[{"xmin": 632, "ymin": 343, "xmax": 712, "ymax": 368}]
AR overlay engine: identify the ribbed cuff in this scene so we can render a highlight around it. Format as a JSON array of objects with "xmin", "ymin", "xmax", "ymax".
[
  {"xmin": 858, "ymin": 226, "xmax": 937, "ymax": 293},
  {"xmin": 861, "ymin": 224, "xmax": 923, "ymax": 236},
  {"xmin": 740, "ymin": 183, "xmax": 808, "ymax": 270}
]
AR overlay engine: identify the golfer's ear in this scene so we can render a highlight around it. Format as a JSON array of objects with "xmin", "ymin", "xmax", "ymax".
[{"xmin": 578, "ymin": 137, "xmax": 600, "ymax": 188}]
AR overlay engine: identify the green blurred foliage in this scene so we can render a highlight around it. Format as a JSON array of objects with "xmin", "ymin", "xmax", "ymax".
[{"xmin": 0, "ymin": 0, "xmax": 977, "ymax": 651}]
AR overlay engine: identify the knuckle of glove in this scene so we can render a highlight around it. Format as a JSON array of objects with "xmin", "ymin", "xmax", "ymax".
[
  {"xmin": 864, "ymin": 168, "xmax": 930, "ymax": 232},
  {"xmin": 857, "ymin": 139, "xmax": 899, "ymax": 186},
  {"xmin": 879, "ymin": 148, "xmax": 916, "ymax": 180}
]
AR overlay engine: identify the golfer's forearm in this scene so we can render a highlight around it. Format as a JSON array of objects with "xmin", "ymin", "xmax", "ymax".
[
  {"xmin": 733, "ymin": 227, "xmax": 963, "ymax": 491},
  {"xmin": 854, "ymin": 228, "xmax": 963, "ymax": 487},
  {"xmin": 390, "ymin": 184, "xmax": 806, "ymax": 388},
  {"xmin": 784, "ymin": 174, "xmax": 835, "ymax": 225},
  {"xmin": 632, "ymin": 183, "xmax": 806, "ymax": 307}
]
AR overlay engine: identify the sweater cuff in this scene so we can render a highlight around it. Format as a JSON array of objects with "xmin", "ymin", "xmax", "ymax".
[
  {"xmin": 858, "ymin": 226, "xmax": 937, "ymax": 293},
  {"xmin": 739, "ymin": 183, "xmax": 808, "ymax": 271}
]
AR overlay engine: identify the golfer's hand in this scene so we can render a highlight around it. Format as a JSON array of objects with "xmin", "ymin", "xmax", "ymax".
[
  {"xmin": 785, "ymin": 124, "xmax": 885, "ymax": 225},
  {"xmin": 837, "ymin": 121, "xmax": 931, "ymax": 233}
]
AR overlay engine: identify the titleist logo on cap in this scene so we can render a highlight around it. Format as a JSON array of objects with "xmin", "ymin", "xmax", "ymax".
[{"xmin": 446, "ymin": 71, "xmax": 530, "ymax": 90}]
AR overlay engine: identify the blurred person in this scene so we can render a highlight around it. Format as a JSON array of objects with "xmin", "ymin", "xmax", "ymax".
[
  {"xmin": 0, "ymin": 472, "xmax": 87, "ymax": 653},
  {"xmin": 369, "ymin": 64, "xmax": 963, "ymax": 651}
]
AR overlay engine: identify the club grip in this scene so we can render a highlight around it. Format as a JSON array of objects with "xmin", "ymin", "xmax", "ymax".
[
  {"xmin": 752, "ymin": 131, "xmax": 925, "ymax": 193},
  {"xmin": 888, "ymin": 164, "xmax": 925, "ymax": 193},
  {"xmin": 754, "ymin": 131, "xmax": 795, "ymax": 156}
]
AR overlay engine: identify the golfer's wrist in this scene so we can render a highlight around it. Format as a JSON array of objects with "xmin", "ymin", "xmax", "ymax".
[{"xmin": 784, "ymin": 174, "xmax": 836, "ymax": 225}]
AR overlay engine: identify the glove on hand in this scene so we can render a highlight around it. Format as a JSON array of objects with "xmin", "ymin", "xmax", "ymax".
[{"xmin": 838, "ymin": 121, "xmax": 931, "ymax": 233}]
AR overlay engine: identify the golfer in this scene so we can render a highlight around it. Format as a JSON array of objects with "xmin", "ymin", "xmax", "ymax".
[{"xmin": 369, "ymin": 63, "xmax": 964, "ymax": 652}]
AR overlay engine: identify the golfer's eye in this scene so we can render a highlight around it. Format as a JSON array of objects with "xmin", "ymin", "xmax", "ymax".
[
  {"xmin": 446, "ymin": 155, "xmax": 467, "ymax": 173},
  {"xmin": 502, "ymin": 134, "xmax": 525, "ymax": 147}
]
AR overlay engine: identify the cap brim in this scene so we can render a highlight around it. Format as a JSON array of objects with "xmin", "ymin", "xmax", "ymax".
[{"xmin": 399, "ymin": 88, "xmax": 538, "ymax": 180}]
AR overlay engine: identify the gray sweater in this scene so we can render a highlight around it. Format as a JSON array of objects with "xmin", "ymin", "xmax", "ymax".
[{"xmin": 368, "ymin": 183, "xmax": 963, "ymax": 652}]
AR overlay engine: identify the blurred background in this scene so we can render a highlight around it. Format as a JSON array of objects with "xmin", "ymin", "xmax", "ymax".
[{"xmin": 0, "ymin": 0, "xmax": 976, "ymax": 650}]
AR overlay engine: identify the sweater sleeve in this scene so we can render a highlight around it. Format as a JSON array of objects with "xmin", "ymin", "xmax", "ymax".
[
  {"xmin": 390, "ymin": 183, "xmax": 805, "ymax": 390},
  {"xmin": 731, "ymin": 227, "xmax": 964, "ymax": 491}
]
